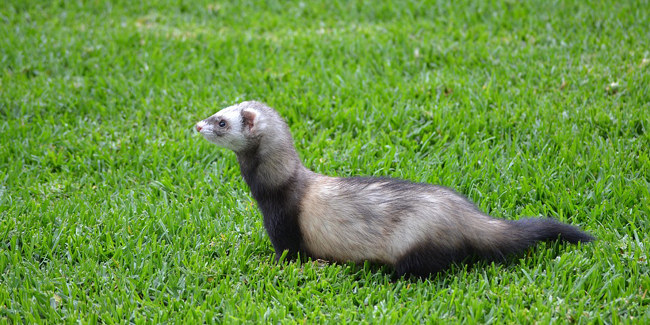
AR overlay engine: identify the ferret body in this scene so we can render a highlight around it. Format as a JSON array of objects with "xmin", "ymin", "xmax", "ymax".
[{"xmin": 196, "ymin": 101, "xmax": 595, "ymax": 278}]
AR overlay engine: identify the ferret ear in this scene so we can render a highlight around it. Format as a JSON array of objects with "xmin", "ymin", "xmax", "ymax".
[{"xmin": 241, "ymin": 108, "xmax": 259, "ymax": 133}]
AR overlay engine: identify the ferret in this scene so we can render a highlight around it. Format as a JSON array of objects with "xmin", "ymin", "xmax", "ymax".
[{"xmin": 196, "ymin": 101, "xmax": 595, "ymax": 278}]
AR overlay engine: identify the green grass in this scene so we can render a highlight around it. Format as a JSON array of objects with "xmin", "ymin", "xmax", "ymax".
[{"xmin": 1, "ymin": 0, "xmax": 649, "ymax": 323}]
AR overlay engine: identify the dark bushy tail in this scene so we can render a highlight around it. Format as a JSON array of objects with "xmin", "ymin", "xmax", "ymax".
[
  {"xmin": 394, "ymin": 217, "xmax": 595, "ymax": 278},
  {"xmin": 511, "ymin": 217, "xmax": 596, "ymax": 243},
  {"xmin": 477, "ymin": 217, "xmax": 595, "ymax": 260}
]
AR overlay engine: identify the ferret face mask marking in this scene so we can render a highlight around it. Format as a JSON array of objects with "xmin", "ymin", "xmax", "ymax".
[{"xmin": 196, "ymin": 103, "xmax": 259, "ymax": 152}]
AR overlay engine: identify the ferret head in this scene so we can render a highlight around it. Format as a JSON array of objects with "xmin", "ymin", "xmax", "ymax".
[
  {"xmin": 195, "ymin": 101, "xmax": 267, "ymax": 153},
  {"xmin": 198, "ymin": 101, "xmax": 305, "ymax": 187}
]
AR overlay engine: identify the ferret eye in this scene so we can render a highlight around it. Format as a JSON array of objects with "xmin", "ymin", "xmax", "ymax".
[{"xmin": 219, "ymin": 120, "xmax": 226, "ymax": 127}]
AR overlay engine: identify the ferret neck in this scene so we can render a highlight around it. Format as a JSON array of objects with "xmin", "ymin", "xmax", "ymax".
[{"xmin": 236, "ymin": 145, "xmax": 308, "ymax": 191}]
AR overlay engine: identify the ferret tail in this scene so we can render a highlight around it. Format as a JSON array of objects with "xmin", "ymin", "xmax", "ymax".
[
  {"xmin": 394, "ymin": 217, "xmax": 595, "ymax": 278},
  {"xmin": 475, "ymin": 217, "xmax": 596, "ymax": 261}
]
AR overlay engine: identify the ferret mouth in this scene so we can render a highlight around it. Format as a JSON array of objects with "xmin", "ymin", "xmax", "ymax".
[
  {"xmin": 198, "ymin": 129, "xmax": 220, "ymax": 138},
  {"xmin": 197, "ymin": 128, "xmax": 216, "ymax": 135},
  {"xmin": 196, "ymin": 125, "xmax": 222, "ymax": 143},
  {"xmin": 195, "ymin": 122, "xmax": 218, "ymax": 135}
]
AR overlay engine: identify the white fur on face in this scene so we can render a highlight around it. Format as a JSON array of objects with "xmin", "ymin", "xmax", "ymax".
[{"xmin": 196, "ymin": 104, "xmax": 249, "ymax": 152}]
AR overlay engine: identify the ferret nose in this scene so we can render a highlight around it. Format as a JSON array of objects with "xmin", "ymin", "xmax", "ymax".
[{"xmin": 196, "ymin": 124, "xmax": 202, "ymax": 132}]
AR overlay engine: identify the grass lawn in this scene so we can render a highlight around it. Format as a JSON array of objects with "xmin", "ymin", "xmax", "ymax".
[{"xmin": 1, "ymin": 0, "xmax": 649, "ymax": 323}]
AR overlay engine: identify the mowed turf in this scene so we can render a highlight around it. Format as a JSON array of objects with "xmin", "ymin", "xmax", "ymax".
[{"xmin": 1, "ymin": 0, "xmax": 649, "ymax": 323}]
